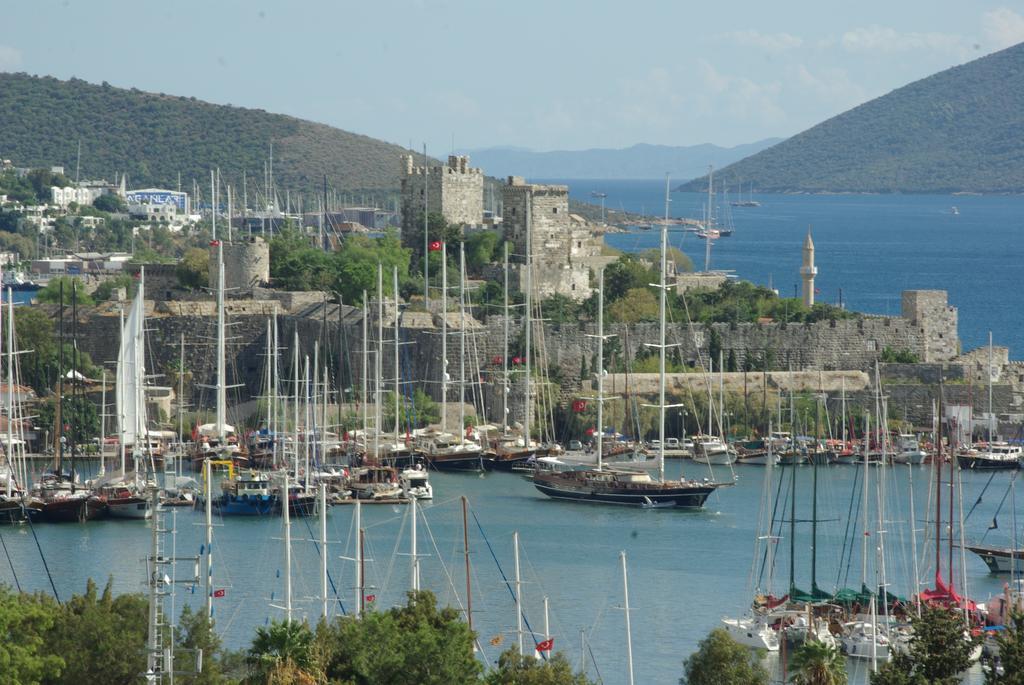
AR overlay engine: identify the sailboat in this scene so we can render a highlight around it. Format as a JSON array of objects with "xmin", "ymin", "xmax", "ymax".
[
  {"xmin": 32, "ymin": 280, "xmax": 106, "ymax": 522},
  {"xmin": 0, "ymin": 286, "xmax": 36, "ymax": 523},
  {"xmin": 534, "ymin": 179, "xmax": 733, "ymax": 508},
  {"xmin": 730, "ymin": 181, "xmax": 761, "ymax": 208},
  {"xmin": 94, "ymin": 269, "xmax": 153, "ymax": 519}
]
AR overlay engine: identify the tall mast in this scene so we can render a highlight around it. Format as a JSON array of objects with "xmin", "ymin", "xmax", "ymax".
[
  {"xmin": 410, "ymin": 495, "xmax": 419, "ymax": 591},
  {"xmin": 362, "ymin": 291, "xmax": 369, "ymax": 442},
  {"xmin": 319, "ymin": 482, "xmax": 328, "ymax": 620},
  {"xmin": 118, "ymin": 309, "xmax": 126, "ymax": 474},
  {"xmin": 355, "ymin": 500, "xmax": 363, "ymax": 618},
  {"xmin": 459, "ymin": 242, "xmax": 467, "ymax": 445},
  {"xmin": 441, "ymin": 243, "xmax": 448, "ymax": 432},
  {"xmin": 597, "ymin": 269, "xmax": 606, "ymax": 472},
  {"xmin": 375, "ymin": 265, "xmax": 383, "ymax": 459},
  {"xmin": 657, "ymin": 175, "xmax": 669, "ymax": 482},
  {"xmin": 210, "ymin": 170, "xmax": 216, "ymax": 241},
  {"xmin": 394, "ymin": 267, "xmax": 401, "ymax": 447},
  {"xmin": 57, "ymin": 280, "xmax": 63, "ymax": 473},
  {"xmin": 2, "ymin": 287, "xmax": 10, "ymax": 495},
  {"xmin": 204, "ymin": 458, "xmax": 213, "ymax": 620},
  {"xmin": 272, "ymin": 313, "xmax": 279, "ymax": 468},
  {"xmin": 862, "ymin": 411, "xmax": 871, "ymax": 588},
  {"xmin": 523, "ymin": 198, "xmax": 532, "ymax": 449},
  {"xmin": 423, "ymin": 144, "xmax": 429, "ymax": 308},
  {"xmin": 215, "ymin": 241, "xmax": 226, "ymax": 440},
  {"xmin": 513, "ymin": 530, "xmax": 523, "ymax": 657},
  {"xmin": 177, "ymin": 332, "xmax": 184, "ymax": 478},
  {"xmin": 265, "ymin": 319, "xmax": 272, "ymax": 436},
  {"xmin": 502, "ymin": 242, "xmax": 510, "ymax": 431},
  {"xmin": 98, "ymin": 372, "xmax": 106, "ymax": 479},
  {"xmin": 462, "ymin": 496, "xmax": 472, "ymax": 633},
  {"xmin": 621, "ymin": 551, "xmax": 635, "ymax": 685},
  {"xmin": 291, "ymin": 331, "xmax": 300, "ymax": 477},
  {"xmin": 227, "ymin": 184, "xmax": 233, "ymax": 243},
  {"xmin": 283, "ymin": 471, "xmax": 292, "ymax": 622},
  {"xmin": 988, "ymin": 331, "xmax": 994, "ymax": 442}
]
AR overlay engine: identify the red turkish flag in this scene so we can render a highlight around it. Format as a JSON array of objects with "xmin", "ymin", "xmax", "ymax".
[
  {"xmin": 585, "ymin": 427, "xmax": 596, "ymax": 436},
  {"xmin": 428, "ymin": 241, "xmax": 442, "ymax": 252},
  {"xmin": 572, "ymin": 400, "xmax": 587, "ymax": 413},
  {"xmin": 213, "ymin": 589, "xmax": 225, "ymax": 598},
  {"xmin": 535, "ymin": 638, "xmax": 554, "ymax": 652},
  {"xmin": 365, "ymin": 594, "xmax": 376, "ymax": 603}
]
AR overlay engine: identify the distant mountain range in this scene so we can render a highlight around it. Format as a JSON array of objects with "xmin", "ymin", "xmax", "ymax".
[
  {"xmin": 465, "ymin": 140, "xmax": 782, "ymax": 181},
  {"xmin": 678, "ymin": 41, "xmax": 1024, "ymax": 194},
  {"xmin": 0, "ymin": 73, "xmax": 413, "ymax": 192}
]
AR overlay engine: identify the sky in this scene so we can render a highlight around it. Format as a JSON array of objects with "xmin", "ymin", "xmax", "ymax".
[{"xmin": 3, "ymin": 1, "xmax": 1024, "ymax": 154}]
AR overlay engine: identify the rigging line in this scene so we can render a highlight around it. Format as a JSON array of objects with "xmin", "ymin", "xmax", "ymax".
[
  {"xmin": 758, "ymin": 460, "xmax": 788, "ymax": 589},
  {"xmin": 979, "ymin": 478, "xmax": 1013, "ymax": 544},
  {"xmin": 25, "ymin": 515, "xmax": 60, "ymax": 602},
  {"xmin": 964, "ymin": 471, "xmax": 997, "ymax": 525},
  {"xmin": 835, "ymin": 461, "xmax": 862, "ymax": 590},
  {"xmin": 297, "ymin": 507, "xmax": 346, "ymax": 615},
  {"xmin": 0, "ymin": 524, "xmax": 20, "ymax": 592},
  {"xmin": 470, "ymin": 509, "xmax": 543, "ymax": 647}
]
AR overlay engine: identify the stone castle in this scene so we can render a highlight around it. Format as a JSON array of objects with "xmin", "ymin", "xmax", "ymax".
[
  {"xmin": 398, "ymin": 153, "xmax": 605, "ymax": 302},
  {"xmin": 499, "ymin": 176, "xmax": 603, "ymax": 301},
  {"xmin": 400, "ymin": 154, "xmax": 484, "ymax": 234}
]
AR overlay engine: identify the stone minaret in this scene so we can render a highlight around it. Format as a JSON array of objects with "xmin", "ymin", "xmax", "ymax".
[{"xmin": 800, "ymin": 229, "xmax": 817, "ymax": 307}]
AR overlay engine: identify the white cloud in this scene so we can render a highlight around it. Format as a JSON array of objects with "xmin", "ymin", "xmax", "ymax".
[
  {"xmin": 840, "ymin": 25, "xmax": 966, "ymax": 54},
  {"xmin": 695, "ymin": 60, "xmax": 786, "ymax": 126},
  {"xmin": 794, "ymin": 65, "xmax": 867, "ymax": 108},
  {"xmin": 0, "ymin": 45, "xmax": 22, "ymax": 71},
  {"xmin": 719, "ymin": 30, "xmax": 803, "ymax": 53},
  {"xmin": 982, "ymin": 7, "xmax": 1024, "ymax": 50}
]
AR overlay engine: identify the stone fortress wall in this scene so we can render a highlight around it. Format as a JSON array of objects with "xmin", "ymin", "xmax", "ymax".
[{"xmin": 67, "ymin": 289, "xmax": 978, "ymax": 430}]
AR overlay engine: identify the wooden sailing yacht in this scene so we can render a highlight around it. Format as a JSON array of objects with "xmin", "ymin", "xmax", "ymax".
[{"xmin": 534, "ymin": 178, "xmax": 732, "ymax": 508}]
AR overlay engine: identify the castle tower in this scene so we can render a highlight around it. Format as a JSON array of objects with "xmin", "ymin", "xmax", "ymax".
[{"xmin": 800, "ymin": 229, "xmax": 817, "ymax": 307}]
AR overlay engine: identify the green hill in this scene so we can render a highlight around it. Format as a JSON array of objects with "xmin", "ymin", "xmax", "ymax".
[
  {"xmin": 678, "ymin": 42, "xmax": 1024, "ymax": 194},
  {"xmin": 0, "ymin": 73, "xmax": 414, "ymax": 193}
]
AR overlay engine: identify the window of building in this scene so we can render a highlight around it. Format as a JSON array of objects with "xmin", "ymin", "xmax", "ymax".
[
  {"xmin": 511, "ymin": 207, "xmax": 517, "ymax": 216},
  {"xmin": 553, "ymin": 207, "xmax": 558, "ymax": 214}
]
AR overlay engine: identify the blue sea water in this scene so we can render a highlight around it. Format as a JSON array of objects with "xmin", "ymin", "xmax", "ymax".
[
  {"xmin": 0, "ymin": 462, "xmax": 1011, "ymax": 684},
  {"xmin": 546, "ymin": 179, "xmax": 1024, "ymax": 358}
]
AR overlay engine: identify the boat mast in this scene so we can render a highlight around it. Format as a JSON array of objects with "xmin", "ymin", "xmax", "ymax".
[
  {"xmin": 410, "ymin": 494, "xmax": 419, "ymax": 591},
  {"xmin": 514, "ymin": 530, "xmax": 523, "ymax": 656},
  {"xmin": 272, "ymin": 313, "xmax": 279, "ymax": 468},
  {"xmin": 210, "ymin": 170, "xmax": 216, "ymax": 241},
  {"xmin": 177, "ymin": 332, "xmax": 185, "ymax": 478},
  {"xmin": 204, "ymin": 458, "xmax": 213, "ymax": 620},
  {"xmin": 303, "ymin": 355, "xmax": 311, "ymax": 491},
  {"xmin": 376, "ymin": 265, "xmax": 383, "ymax": 459},
  {"xmin": 596, "ymin": 269, "xmax": 607, "ymax": 472},
  {"xmin": 988, "ymin": 331, "xmax": 994, "ymax": 442},
  {"xmin": 459, "ymin": 243, "xmax": 466, "ymax": 445},
  {"xmin": 354, "ymin": 499, "xmax": 363, "ymax": 618},
  {"xmin": 98, "ymin": 366, "xmax": 106, "ymax": 479},
  {"xmin": 319, "ymin": 482, "xmax": 328, "ymax": 620},
  {"xmin": 502, "ymin": 243, "xmax": 509, "ymax": 431},
  {"xmin": 523, "ymin": 199, "xmax": 532, "ymax": 449},
  {"xmin": 292, "ymin": 332, "xmax": 300, "ymax": 478},
  {"xmin": 362, "ymin": 291, "xmax": 368, "ymax": 443},
  {"xmin": 283, "ymin": 471, "xmax": 292, "ymax": 622},
  {"xmin": 215, "ymin": 241, "xmax": 226, "ymax": 441},
  {"xmin": 5, "ymin": 289, "xmax": 19, "ymax": 494},
  {"xmin": 621, "ymin": 550, "xmax": 635, "ymax": 685},
  {"xmin": 393, "ymin": 267, "xmax": 401, "ymax": 448},
  {"xmin": 462, "ymin": 496, "xmax": 472, "ymax": 632},
  {"xmin": 862, "ymin": 411, "xmax": 871, "ymax": 588},
  {"xmin": 441, "ymin": 244, "xmax": 448, "ymax": 433},
  {"xmin": 265, "ymin": 319, "xmax": 272, "ymax": 437},
  {"xmin": 658, "ymin": 175, "xmax": 669, "ymax": 482},
  {"xmin": 423, "ymin": 144, "xmax": 429, "ymax": 308}
]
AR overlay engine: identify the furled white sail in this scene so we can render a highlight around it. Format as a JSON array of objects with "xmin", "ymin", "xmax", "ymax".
[{"xmin": 116, "ymin": 276, "xmax": 147, "ymax": 447}]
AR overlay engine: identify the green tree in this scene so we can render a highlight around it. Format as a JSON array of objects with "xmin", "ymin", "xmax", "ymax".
[
  {"xmin": 789, "ymin": 640, "xmax": 846, "ymax": 685},
  {"xmin": 248, "ymin": 619, "xmax": 320, "ymax": 684},
  {"xmin": 870, "ymin": 607, "xmax": 975, "ymax": 685},
  {"xmin": 465, "ymin": 230, "xmax": 501, "ymax": 273},
  {"xmin": 26, "ymin": 168, "xmax": 71, "ymax": 203},
  {"xmin": 318, "ymin": 590, "xmax": 481, "ymax": 685},
  {"xmin": 34, "ymin": 277, "xmax": 95, "ymax": 306},
  {"xmin": 43, "ymin": 578, "xmax": 148, "ymax": 685},
  {"xmin": 173, "ymin": 605, "xmax": 241, "ymax": 685},
  {"xmin": 640, "ymin": 246, "xmax": 694, "ymax": 274},
  {"xmin": 36, "ymin": 395, "xmax": 101, "ymax": 451},
  {"xmin": 985, "ymin": 611, "xmax": 1024, "ymax": 684},
  {"xmin": 0, "ymin": 586, "xmax": 64, "ymax": 685},
  {"xmin": 93, "ymin": 194, "xmax": 126, "ymax": 213},
  {"xmin": 486, "ymin": 649, "xmax": 595, "ymax": 685},
  {"xmin": 680, "ymin": 628, "xmax": 768, "ymax": 685},
  {"xmin": 880, "ymin": 347, "xmax": 920, "ymax": 364},
  {"xmin": 177, "ymin": 247, "xmax": 210, "ymax": 289},
  {"xmin": 604, "ymin": 255, "xmax": 655, "ymax": 303},
  {"xmin": 608, "ymin": 287, "xmax": 658, "ymax": 323}
]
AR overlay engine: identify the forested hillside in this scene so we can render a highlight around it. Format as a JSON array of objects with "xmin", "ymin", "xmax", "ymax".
[
  {"xmin": 678, "ymin": 42, "xmax": 1024, "ymax": 194},
  {"xmin": 0, "ymin": 73, "xmax": 414, "ymax": 193}
]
